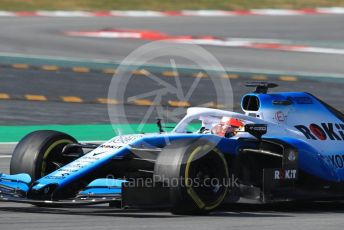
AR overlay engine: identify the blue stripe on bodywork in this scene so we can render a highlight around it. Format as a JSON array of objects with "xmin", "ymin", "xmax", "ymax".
[{"xmin": 78, "ymin": 179, "xmax": 126, "ymax": 196}]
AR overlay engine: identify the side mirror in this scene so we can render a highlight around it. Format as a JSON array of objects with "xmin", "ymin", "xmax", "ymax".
[
  {"xmin": 245, "ymin": 124, "xmax": 267, "ymax": 139},
  {"xmin": 156, "ymin": 118, "xmax": 164, "ymax": 133}
]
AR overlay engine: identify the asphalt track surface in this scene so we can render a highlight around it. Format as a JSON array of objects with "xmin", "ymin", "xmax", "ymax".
[{"xmin": 1, "ymin": 15, "xmax": 344, "ymax": 75}]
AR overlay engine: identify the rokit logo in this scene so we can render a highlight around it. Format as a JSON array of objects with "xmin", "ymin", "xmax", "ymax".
[
  {"xmin": 274, "ymin": 169, "xmax": 297, "ymax": 180},
  {"xmin": 295, "ymin": 123, "xmax": 344, "ymax": 141}
]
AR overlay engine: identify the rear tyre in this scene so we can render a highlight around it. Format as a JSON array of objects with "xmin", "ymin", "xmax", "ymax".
[
  {"xmin": 154, "ymin": 138, "xmax": 229, "ymax": 215},
  {"xmin": 10, "ymin": 130, "xmax": 78, "ymax": 181}
]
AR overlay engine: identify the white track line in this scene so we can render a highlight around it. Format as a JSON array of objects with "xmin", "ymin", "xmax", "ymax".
[
  {"xmin": 65, "ymin": 30, "xmax": 344, "ymax": 56},
  {"xmin": 0, "ymin": 8, "xmax": 344, "ymax": 17},
  {"xmin": 0, "ymin": 155, "xmax": 11, "ymax": 158}
]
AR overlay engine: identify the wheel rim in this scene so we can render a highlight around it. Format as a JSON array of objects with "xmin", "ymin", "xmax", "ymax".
[
  {"xmin": 41, "ymin": 139, "xmax": 73, "ymax": 177},
  {"xmin": 184, "ymin": 146, "xmax": 229, "ymax": 210}
]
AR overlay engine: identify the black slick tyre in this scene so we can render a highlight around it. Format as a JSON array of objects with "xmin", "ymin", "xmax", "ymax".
[
  {"xmin": 154, "ymin": 138, "xmax": 229, "ymax": 215},
  {"xmin": 10, "ymin": 130, "xmax": 78, "ymax": 181}
]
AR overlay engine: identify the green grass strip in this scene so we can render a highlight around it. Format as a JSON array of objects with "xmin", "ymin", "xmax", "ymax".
[
  {"xmin": 0, "ymin": 124, "xmax": 156, "ymax": 142},
  {"xmin": 0, "ymin": 123, "xmax": 201, "ymax": 142}
]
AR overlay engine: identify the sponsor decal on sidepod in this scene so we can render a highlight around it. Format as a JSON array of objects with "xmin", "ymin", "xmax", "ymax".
[{"xmin": 295, "ymin": 123, "xmax": 344, "ymax": 141}]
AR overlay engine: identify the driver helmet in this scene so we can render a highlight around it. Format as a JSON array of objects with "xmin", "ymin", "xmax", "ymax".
[{"xmin": 212, "ymin": 117, "xmax": 243, "ymax": 137}]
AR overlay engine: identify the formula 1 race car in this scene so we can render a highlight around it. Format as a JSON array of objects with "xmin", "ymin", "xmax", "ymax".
[{"xmin": 1, "ymin": 82, "xmax": 344, "ymax": 214}]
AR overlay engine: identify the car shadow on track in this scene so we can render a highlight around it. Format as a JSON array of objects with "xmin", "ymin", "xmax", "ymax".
[
  {"xmin": 1, "ymin": 201, "xmax": 343, "ymax": 218},
  {"xmin": 220, "ymin": 201, "xmax": 344, "ymax": 214},
  {"xmin": 0, "ymin": 203, "xmax": 290, "ymax": 218}
]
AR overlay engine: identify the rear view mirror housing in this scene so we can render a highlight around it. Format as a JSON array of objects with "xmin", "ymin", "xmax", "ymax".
[{"xmin": 245, "ymin": 124, "xmax": 267, "ymax": 139}]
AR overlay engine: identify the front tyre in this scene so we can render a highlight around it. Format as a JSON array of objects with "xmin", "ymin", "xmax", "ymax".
[
  {"xmin": 10, "ymin": 130, "xmax": 78, "ymax": 180},
  {"xmin": 154, "ymin": 139, "xmax": 230, "ymax": 215}
]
